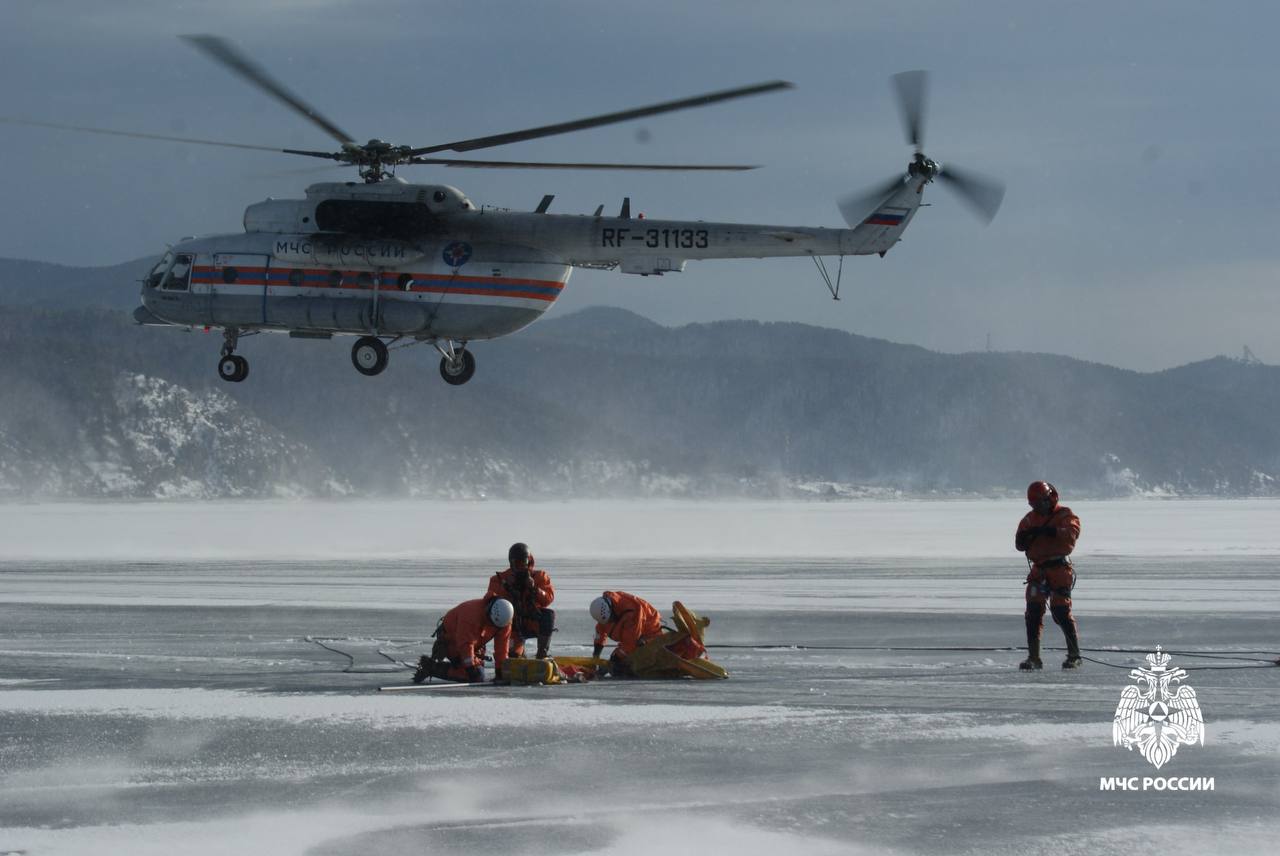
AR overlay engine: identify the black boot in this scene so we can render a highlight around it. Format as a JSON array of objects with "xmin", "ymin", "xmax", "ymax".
[
  {"xmin": 1021, "ymin": 603, "xmax": 1044, "ymax": 670},
  {"xmin": 412, "ymin": 655, "xmax": 432, "ymax": 684},
  {"xmin": 1052, "ymin": 604, "xmax": 1082, "ymax": 669},
  {"xmin": 535, "ymin": 633, "xmax": 551, "ymax": 660},
  {"xmin": 1019, "ymin": 638, "xmax": 1043, "ymax": 670}
]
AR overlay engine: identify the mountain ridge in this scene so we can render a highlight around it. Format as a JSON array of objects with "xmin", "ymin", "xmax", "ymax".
[{"xmin": 1, "ymin": 258, "xmax": 1276, "ymax": 499}]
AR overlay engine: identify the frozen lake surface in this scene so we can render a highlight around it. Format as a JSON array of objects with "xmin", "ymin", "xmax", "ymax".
[{"xmin": 2, "ymin": 501, "xmax": 1278, "ymax": 855}]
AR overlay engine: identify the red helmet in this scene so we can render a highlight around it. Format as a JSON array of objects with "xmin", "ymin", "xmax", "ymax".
[{"xmin": 1027, "ymin": 481, "xmax": 1059, "ymax": 508}]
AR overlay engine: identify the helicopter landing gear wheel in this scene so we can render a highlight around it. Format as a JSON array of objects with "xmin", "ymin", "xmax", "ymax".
[
  {"xmin": 351, "ymin": 336, "xmax": 389, "ymax": 376},
  {"xmin": 218, "ymin": 354, "xmax": 249, "ymax": 383},
  {"xmin": 217, "ymin": 327, "xmax": 248, "ymax": 382},
  {"xmin": 439, "ymin": 349, "xmax": 476, "ymax": 386}
]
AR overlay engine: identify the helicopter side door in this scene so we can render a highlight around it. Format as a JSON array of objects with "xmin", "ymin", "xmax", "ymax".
[{"xmin": 207, "ymin": 253, "xmax": 271, "ymax": 328}]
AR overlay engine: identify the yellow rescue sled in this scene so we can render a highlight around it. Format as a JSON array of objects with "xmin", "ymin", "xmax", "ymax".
[{"xmin": 503, "ymin": 601, "xmax": 728, "ymax": 684}]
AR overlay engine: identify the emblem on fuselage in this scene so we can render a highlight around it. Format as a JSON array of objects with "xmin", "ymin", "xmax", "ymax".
[{"xmin": 442, "ymin": 241, "xmax": 472, "ymax": 268}]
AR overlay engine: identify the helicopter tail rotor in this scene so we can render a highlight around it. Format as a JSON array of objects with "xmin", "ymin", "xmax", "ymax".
[
  {"xmin": 891, "ymin": 69, "xmax": 928, "ymax": 153},
  {"xmin": 839, "ymin": 70, "xmax": 1004, "ymax": 228},
  {"xmin": 936, "ymin": 162, "xmax": 1005, "ymax": 224}
]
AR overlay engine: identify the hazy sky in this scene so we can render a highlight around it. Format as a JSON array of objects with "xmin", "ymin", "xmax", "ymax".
[{"xmin": 2, "ymin": 1, "xmax": 1277, "ymax": 370}]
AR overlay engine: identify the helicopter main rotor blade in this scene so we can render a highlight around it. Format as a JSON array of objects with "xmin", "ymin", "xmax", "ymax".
[
  {"xmin": 182, "ymin": 34, "xmax": 357, "ymax": 148},
  {"xmin": 891, "ymin": 70, "xmax": 928, "ymax": 151},
  {"xmin": 409, "ymin": 80, "xmax": 793, "ymax": 156},
  {"xmin": 0, "ymin": 115, "xmax": 299, "ymax": 154},
  {"xmin": 409, "ymin": 157, "xmax": 758, "ymax": 170},
  {"xmin": 937, "ymin": 163, "xmax": 1005, "ymax": 224},
  {"xmin": 837, "ymin": 174, "xmax": 905, "ymax": 228}
]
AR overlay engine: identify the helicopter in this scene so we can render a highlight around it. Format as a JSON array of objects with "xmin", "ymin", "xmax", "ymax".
[{"xmin": 3, "ymin": 37, "xmax": 1004, "ymax": 385}]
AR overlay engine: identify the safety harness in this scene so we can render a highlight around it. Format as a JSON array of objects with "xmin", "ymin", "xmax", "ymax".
[{"xmin": 1023, "ymin": 510, "xmax": 1077, "ymax": 598}]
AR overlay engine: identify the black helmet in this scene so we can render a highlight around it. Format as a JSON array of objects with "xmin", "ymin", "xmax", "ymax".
[{"xmin": 508, "ymin": 542, "xmax": 530, "ymax": 568}]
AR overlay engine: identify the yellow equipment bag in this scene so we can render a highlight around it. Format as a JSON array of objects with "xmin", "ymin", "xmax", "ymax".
[
  {"xmin": 503, "ymin": 657, "xmax": 561, "ymax": 685},
  {"xmin": 502, "ymin": 656, "xmax": 611, "ymax": 684}
]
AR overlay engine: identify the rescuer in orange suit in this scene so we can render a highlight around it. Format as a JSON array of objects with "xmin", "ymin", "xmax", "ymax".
[
  {"xmin": 589, "ymin": 591, "xmax": 664, "ymax": 676},
  {"xmin": 413, "ymin": 597, "xmax": 514, "ymax": 683},
  {"xmin": 485, "ymin": 543, "xmax": 556, "ymax": 659},
  {"xmin": 1016, "ymin": 481, "xmax": 1083, "ymax": 670}
]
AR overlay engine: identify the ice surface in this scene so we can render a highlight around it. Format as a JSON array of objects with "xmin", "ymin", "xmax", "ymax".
[
  {"xmin": 3, "ymin": 498, "xmax": 1280, "ymax": 561},
  {"xmin": 1, "ymin": 500, "xmax": 1278, "ymax": 855}
]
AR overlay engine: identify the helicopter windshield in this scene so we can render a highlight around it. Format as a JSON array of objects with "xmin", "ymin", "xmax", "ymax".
[{"xmin": 146, "ymin": 252, "xmax": 174, "ymax": 289}]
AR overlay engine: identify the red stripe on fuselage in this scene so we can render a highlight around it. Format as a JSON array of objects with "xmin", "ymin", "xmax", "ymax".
[{"xmin": 190, "ymin": 266, "xmax": 564, "ymax": 301}]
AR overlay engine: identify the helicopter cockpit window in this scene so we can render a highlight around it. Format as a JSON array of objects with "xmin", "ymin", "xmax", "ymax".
[
  {"xmin": 146, "ymin": 252, "xmax": 174, "ymax": 290},
  {"xmin": 161, "ymin": 254, "xmax": 193, "ymax": 292}
]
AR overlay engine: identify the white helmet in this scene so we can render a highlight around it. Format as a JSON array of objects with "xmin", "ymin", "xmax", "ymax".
[
  {"xmin": 589, "ymin": 596, "xmax": 612, "ymax": 623},
  {"xmin": 488, "ymin": 598, "xmax": 515, "ymax": 627}
]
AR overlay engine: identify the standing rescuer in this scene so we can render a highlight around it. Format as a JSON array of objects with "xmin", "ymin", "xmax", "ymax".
[
  {"xmin": 1016, "ymin": 481, "xmax": 1083, "ymax": 670},
  {"xmin": 413, "ymin": 598, "xmax": 515, "ymax": 683},
  {"xmin": 486, "ymin": 542, "xmax": 556, "ymax": 659}
]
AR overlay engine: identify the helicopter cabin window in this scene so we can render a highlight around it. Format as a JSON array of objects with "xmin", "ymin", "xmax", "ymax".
[
  {"xmin": 313, "ymin": 200, "xmax": 434, "ymax": 239},
  {"xmin": 328, "ymin": 270, "xmax": 344, "ymax": 288},
  {"xmin": 221, "ymin": 267, "xmax": 239, "ymax": 284},
  {"xmin": 356, "ymin": 272, "xmax": 373, "ymax": 290},
  {"xmin": 161, "ymin": 254, "xmax": 193, "ymax": 291},
  {"xmin": 288, "ymin": 268, "xmax": 304, "ymax": 287},
  {"xmin": 397, "ymin": 273, "xmax": 414, "ymax": 291}
]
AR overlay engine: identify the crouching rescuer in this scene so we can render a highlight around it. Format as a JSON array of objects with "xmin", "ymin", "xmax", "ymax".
[
  {"xmin": 590, "ymin": 591, "xmax": 664, "ymax": 677},
  {"xmin": 589, "ymin": 591, "xmax": 724, "ymax": 679},
  {"xmin": 486, "ymin": 542, "xmax": 556, "ymax": 659},
  {"xmin": 414, "ymin": 597, "xmax": 515, "ymax": 683},
  {"xmin": 1016, "ymin": 481, "xmax": 1083, "ymax": 670}
]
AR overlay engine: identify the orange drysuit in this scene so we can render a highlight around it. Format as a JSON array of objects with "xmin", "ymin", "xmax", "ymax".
[
  {"xmin": 1016, "ymin": 503, "xmax": 1082, "ymax": 661},
  {"xmin": 436, "ymin": 598, "xmax": 512, "ymax": 682},
  {"xmin": 592, "ymin": 591, "xmax": 664, "ymax": 661},
  {"xmin": 485, "ymin": 565, "xmax": 556, "ymax": 657},
  {"xmin": 486, "ymin": 567, "xmax": 555, "ymax": 613},
  {"xmin": 1016, "ymin": 504, "xmax": 1081, "ymax": 607}
]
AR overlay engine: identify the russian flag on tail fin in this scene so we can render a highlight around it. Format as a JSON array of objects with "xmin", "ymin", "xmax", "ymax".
[{"xmin": 863, "ymin": 208, "xmax": 908, "ymax": 227}]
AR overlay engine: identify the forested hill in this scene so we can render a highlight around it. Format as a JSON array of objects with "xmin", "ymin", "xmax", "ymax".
[{"xmin": 1, "ymin": 257, "xmax": 1277, "ymax": 498}]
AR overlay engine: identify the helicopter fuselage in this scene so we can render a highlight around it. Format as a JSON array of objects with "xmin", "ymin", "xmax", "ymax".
[{"xmin": 138, "ymin": 177, "xmax": 926, "ymax": 348}]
